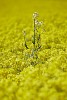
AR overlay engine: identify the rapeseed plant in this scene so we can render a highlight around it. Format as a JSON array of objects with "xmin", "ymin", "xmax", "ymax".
[{"xmin": 23, "ymin": 12, "xmax": 43, "ymax": 66}]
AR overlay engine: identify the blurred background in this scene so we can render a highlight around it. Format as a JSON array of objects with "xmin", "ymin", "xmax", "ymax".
[{"xmin": 0, "ymin": 0, "xmax": 67, "ymax": 18}]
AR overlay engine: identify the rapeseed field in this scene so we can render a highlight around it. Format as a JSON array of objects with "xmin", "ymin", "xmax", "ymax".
[{"xmin": 0, "ymin": 0, "xmax": 67, "ymax": 100}]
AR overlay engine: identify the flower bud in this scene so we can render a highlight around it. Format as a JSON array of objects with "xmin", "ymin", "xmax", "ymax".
[
  {"xmin": 33, "ymin": 12, "xmax": 39, "ymax": 19},
  {"xmin": 38, "ymin": 21, "xmax": 43, "ymax": 26},
  {"xmin": 35, "ymin": 20, "xmax": 39, "ymax": 25}
]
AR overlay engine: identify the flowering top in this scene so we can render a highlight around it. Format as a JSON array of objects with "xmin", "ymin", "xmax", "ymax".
[
  {"xmin": 23, "ymin": 30, "xmax": 26, "ymax": 36},
  {"xmin": 33, "ymin": 12, "xmax": 39, "ymax": 19},
  {"xmin": 35, "ymin": 20, "xmax": 43, "ymax": 26}
]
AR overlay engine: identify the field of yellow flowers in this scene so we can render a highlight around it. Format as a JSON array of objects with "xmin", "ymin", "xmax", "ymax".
[{"xmin": 0, "ymin": 0, "xmax": 67, "ymax": 100}]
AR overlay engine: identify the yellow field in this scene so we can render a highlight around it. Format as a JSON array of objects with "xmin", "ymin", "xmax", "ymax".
[{"xmin": 0, "ymin": 0, "xmax": 67, "ymax": 100}]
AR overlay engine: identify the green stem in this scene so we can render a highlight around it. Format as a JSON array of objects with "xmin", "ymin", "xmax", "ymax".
[{"xmin": 34, "ymin": 18, "xmax": 36, "ymax": 50}]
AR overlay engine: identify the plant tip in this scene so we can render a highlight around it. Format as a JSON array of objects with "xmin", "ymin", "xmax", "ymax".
[{"xmin": 33, "ymin": 12, "xmax": 39, "ymax": 19}]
